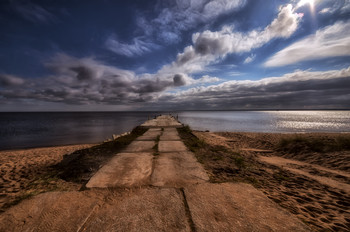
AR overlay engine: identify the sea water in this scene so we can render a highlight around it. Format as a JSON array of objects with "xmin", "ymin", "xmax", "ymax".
[
  {"xmin": 177, "ymin": 111, "xmax": 350, "ymax": 133},
  {"xmin": 0, "ymin": 111, "xmax": 349, "ymax": 150},
  {"xmin": 0, "ymin": 112, "xmax": 163, "ymax": 150}
]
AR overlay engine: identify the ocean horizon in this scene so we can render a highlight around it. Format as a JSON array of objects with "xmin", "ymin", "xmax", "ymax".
[{"xmin": 1, "ymin": 110, "xmax": 350, "ymax": 150}]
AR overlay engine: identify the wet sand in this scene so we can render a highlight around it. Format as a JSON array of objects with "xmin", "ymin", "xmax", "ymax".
[{"xmin": 194, "ymin": 131, "xmax": 350, "ymax": 232}]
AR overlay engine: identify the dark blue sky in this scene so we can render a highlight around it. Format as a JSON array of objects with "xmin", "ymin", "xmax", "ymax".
[{"xmin": 0, "ymin": 0, "xmax": 349, "ymax": 111}]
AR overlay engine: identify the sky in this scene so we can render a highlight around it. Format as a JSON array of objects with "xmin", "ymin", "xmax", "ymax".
[{"xmin": 0, "ymin": 0, "xmax": 349, "ymax": 111}]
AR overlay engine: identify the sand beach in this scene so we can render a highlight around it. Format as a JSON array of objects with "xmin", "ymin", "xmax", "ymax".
[
  {"xmin": 0, "ymin": 125, "xmax": 349, "ymax": 231},
  {"xmin": 193, "ymin": 131, "xmax": 350, "ymax": 231}
]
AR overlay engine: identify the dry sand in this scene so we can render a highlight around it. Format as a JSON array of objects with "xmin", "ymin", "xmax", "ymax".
[
  {"xmin": 1, "ymin": 121, "xmax": 311, "ymax": 232},
  {"xmin": 1, "ymin": 130, "xmax": 349, "ymax": 231},
  {"xmin": 194, "ymin": 131, "xmax": 350, "ymax": 232},
  {"xmin": 0, "ymin": 144, "xmax": 96, "ymax": 212}
]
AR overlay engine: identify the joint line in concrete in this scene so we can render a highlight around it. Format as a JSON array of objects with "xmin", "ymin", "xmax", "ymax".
[{"xmin": 180, "ymin": 188, "xmax": 197, "ymax": 232}]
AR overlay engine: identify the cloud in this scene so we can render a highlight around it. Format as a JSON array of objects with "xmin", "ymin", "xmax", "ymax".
[
  {"xmin": 0, "ymin": 74, "xmax": 25, "ymax": 87},
  {"xmin": 195, "ymin": 75, "xmax": 221, "ymax": 84},
  {"xmin": 341, "ymin": 0, "xmax": 350, "ymax": 12},
  {"xmin": 264, "ymin": 21, "xmax": 350, "ymax": 67},
  {"xmin": 152, "ymin": 0, "xmax": 247, "ymax": 43},
  {"xmin": 191, "ymin": 4, "xmax": 299, "ymax": 56},
  {"xmin": 173, "ymin": 74, "xmax": 187, "ymax": 86},
  {"xmin": 11, "ymin": 1, "xmax": 57, "ymax": 24},
  {"xmin": 106, "ymin": 36, "xmax": 161, "ymax": 57},
  {"xmin": 265, "ymin": 4, "xmax": 300, "ymax": 38},
  {"xmin": 158, "ymin": 4, "xmax": 301, "ymax": 75},
  {"xmin": 0, "ymin": 54, "xmax": 210, "ymax": 105},
  {"xmin": 319, "ymin": 7, "xmax": 331, "ymax": 14},
  {"xmin": 1, "ymin": 53, "xmax": 349, "ymax": 110},
  {"xmin": 243, "ymin": 54, "xmax": 256, "ymax": 64},
  {"xmin": 318, "ymin": 0, "xmax": 350, "ymax": 14},
  {"xmin": 106, "ymin": 0, "xmax": 247, "ymax": 57},
  {"xmin": 152, "ymin": 67, "xmax": 350, "ymax": 109}
]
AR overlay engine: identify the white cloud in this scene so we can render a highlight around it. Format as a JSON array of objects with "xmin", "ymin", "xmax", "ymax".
[
  {"xmin": 153, "ymin": 0, "xmax": 247, "ymax": 36},
  {"xmin": 106, "ymin": 36, "xmax": 161, "ymax": 57},
  {"xmin": 318, "ymin": 0, "xmax": 350, "ymax": 14},
  {"xmin": 319, "ymin": 7, "xmax": 331, "ymax": 14},
  {"xmin": 229, "ymin": 72, "xmax": 243, "ymax": 76},
  {"xmin": 341, "ymin": 0, "xmax": 350, "ymax": 12},
  {"xmin": 193, "ymin": 75, "xmax": 221, "ymax": 84},
  {"xmin": 265, "ymin": 4, "xmax": 300, "ymax": 38},
  {"xmin": 106, "ymin": 0, "xmax": 247, "ymax": 56},
  {"xmin": 111, "ymin": 0, "xmax": 247, "ymax": 56},
  {"xmin": 202, "ymin": 0, "xmax": 246, "ymax": 19},
  {"xmin": 159, "ymin": 4, "xmax": 301, "ymax": 75},
  {"xmin": 264, "ymin": 21, "xmax": 350, "ymax": 67},
  {"xmin": 243, "ymin": 54, "xmax": 256, "ymax": 64},
  {"xmin": 154, "ymin": 66, "xmax": 350, "ymax": 109}
]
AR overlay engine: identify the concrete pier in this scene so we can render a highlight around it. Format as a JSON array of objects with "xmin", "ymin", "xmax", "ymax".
[
  {"xmin": 0, "ymin": 115, "xmax": 310, "ymax": 232},
  {"xmin": 86, "ymin": 116, "xmax": 207, "ymax": 188}
]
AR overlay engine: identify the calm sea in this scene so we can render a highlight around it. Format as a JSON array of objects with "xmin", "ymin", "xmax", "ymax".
[
  {"xmin": 177, "ymin": 111, "xmax": 350, "ymax": 133},
  {"xmin": 0, "ymin": 111, "xmax": 349, "ymax": 150},
  {"xmin": 0, "ymin": 112, "xmax": 164, "ymax": 150}
]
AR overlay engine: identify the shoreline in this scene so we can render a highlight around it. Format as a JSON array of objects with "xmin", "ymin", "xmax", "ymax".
[
  {"xmin": 2, "ymin": 131, "xmax": 350, "ymax": 152},
  {"xmin": 1, "ymin": 130, "xmax": 349, "ymax": 231},
  {"xmin": 0, "ymin": 142, "xmax": 100, "ymax": 153},
  {"xmin": 0, "ymin": 126, "xmax": 148, "ymax": 213}
]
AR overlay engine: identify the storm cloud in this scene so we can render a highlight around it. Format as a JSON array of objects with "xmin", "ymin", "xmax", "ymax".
[
  {"xmin": 0, "ymin": 74, "xmax": 25, "ymax": 87},
  {"xmin": 152, "ymin": 67, "xmax": 350, "ymax": 110},
  {"xmin": 0, "ymin": 54, "xmax": 213, "ymax": 105}
]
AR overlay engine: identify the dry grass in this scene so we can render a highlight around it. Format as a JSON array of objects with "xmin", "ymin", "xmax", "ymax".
[
  {"xmin": 55, "ymin": 126, "xmax": 148, "ymax": 183},
  {"xmin": 278, "ymin": 135, "xmax": 350, "ymax": 153},
  {"xmin": 177, "ymin": 126, "xmax": 254, "ymax": 184}
]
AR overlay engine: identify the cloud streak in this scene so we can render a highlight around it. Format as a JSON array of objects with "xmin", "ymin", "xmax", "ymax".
[
  {"xmin": 11, "ymin": 1, "xmax": 57, "ymax": 24},
  {"xmin": 153, "ymin": 67, "xmax": 350, "ymax": 109},
  {"xmin": 265, "ymin": 21, "xmax": 350, "ymax": 67},
  {"xmin": 0, "ymin": 74, "xmax": 25, "ymax": 87},
  {"xmin": 151, "ymin": 0, "xmax": 247, "ymax": 43},
  {"xmin": 106, "ymin": 36, "xmax": 161, "ymax": 57}
]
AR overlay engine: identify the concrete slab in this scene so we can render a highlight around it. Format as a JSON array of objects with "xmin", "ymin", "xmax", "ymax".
[
  {"xmin": 160, "ymin": 128, "xmax": 180, "ymax": 140},
  {"xmin": 160, "ymin": 134, "xmax": 181, "ymax": 141},
  {"xmin": 184, "ymin": 182, "xmax": 310, "ymax": 232},
  {"xmin": 0, "ymin": 191, "xmax": 99, "ymax": 232},
  {"xmin": 81, "ymin": 188, "xmax": 191, "ymax": 232},
  {"xmin": 141, "ymin": 115, "xmax": 182, "ymax": 127},
  {"xmin": 86, "ymin": 153, "xmax": 153, "ymax": 188},
  {"xmin": 159, "ymin": 141, "xmax": 187, "ymax": 152},
  {"xmin": 123, "ymin": 140, "xmax": 155, "ymax": 152},
  {"xmin": 0, "ymin": 188, "xmax": 191, "ymax": 232},
  {"xmin": 151, "ymin": 152, "xmax": 209, "ymax": 187},
  {"xmin": 135, "ymin": 131, "xmax": 162, "ymax": 141},
  {"xmin": 163, "ymin": 128, "xmax": 178, "ymax": 133}
]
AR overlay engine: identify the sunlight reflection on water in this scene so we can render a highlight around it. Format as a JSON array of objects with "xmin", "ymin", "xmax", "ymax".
[{"xmin": 177, "ymin": 111, "xmax": 350, "ymax": 133}]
